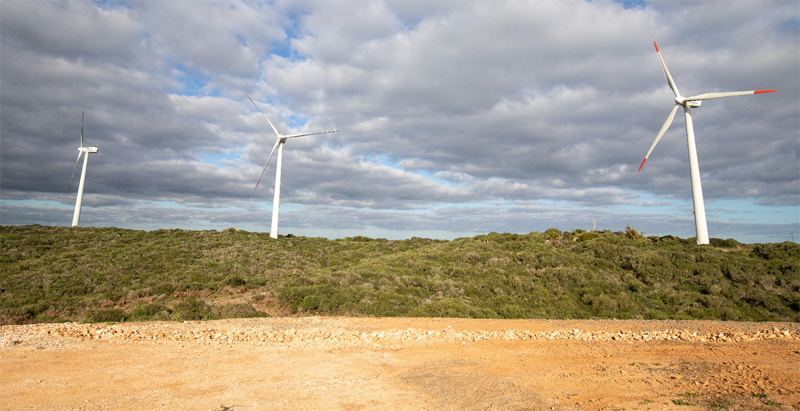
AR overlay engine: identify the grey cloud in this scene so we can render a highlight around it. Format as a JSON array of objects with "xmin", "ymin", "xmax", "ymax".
[
  {"xmin": 1, "ymin": 0, "xmax": 797, "ymax": 243},
  {"xmin": 0, "ymin": 1, "xmax": 144, "ymax": 65},
  {"xmin": 135, "ymin": 1, "xmax": 287, "ymax": 78}
]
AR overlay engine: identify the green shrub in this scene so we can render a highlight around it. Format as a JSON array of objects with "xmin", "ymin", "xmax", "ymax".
[
  {"xmin": 645, "ymin": 309, "xmax": 668, "ymax": 320},
  {"xmin": 84, "ymin": 308, "xmax": 128, "ymax": 323},
  {"xmin": 544, "ymin": 228, "xmax": 561, "ymax": 241},
  {"xmin": 625, "ymin": 225, "xmax": 641, "ymax": 240},
  {"xmin": 152, "ymin": 283, "xmax": 177, "ymax": 296},
  {"xmin": 0, "ymin": 307, "xmax": 35, "ymax": 325},
  {"xmin": 172, "ymin": 297, "xmax": 209, "ymax": 321},
  {"xmin": 409, "ymin": 298, "xmax": 499, "ymax": 318},
  {"xmin": 223, "ymin": 275, "xmax": 246, "ymax": 287},
  {"xmin": 709, "ymin": 238, "xmax": 740, "ymax": 248},
  {"xmin": 183, "ymin": 282, "xmax": 206, "ymax": 291},
  {"xmin": 208, "ymin": 303, "xmax": 267, "ymax": 319},
  {"xmin": 133, "ymin": 303, "xmax": 171, "ymax": 320}
]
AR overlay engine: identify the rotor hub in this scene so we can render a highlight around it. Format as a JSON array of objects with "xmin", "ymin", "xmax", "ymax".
[{"xmin": 675, "ymin": 96, "xmax": 700, "ymax": 108}]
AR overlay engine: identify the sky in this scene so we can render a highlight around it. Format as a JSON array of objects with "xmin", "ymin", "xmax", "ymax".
[{"xmin": 1, "ymin": 0, "xmax": 798, "ymax": 243}]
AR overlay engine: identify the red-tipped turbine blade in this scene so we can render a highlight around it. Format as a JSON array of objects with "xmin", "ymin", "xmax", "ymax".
[
  {"xmin": 654, "ymin": 41, "xmax": 680, "ymax": 98},
  {"xmin": 686, "ymin": 90, "xmax": 777, "ymax": 101},
  {"xmin": 639, "ymin": 104, "xmax": 680, "ymax": 172}
]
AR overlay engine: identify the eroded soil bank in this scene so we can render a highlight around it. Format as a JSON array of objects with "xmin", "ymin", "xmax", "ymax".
[{"xmin": 2, "ymin": 318, "xmax": 798, "ymax": 411}]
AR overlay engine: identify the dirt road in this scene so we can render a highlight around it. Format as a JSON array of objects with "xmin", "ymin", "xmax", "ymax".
[{"xmin": 2, "ymin": 318, "xmax": 798, "ymax": 411}]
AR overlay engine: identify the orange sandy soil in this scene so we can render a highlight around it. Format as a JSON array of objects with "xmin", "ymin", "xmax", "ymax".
[{"xmin": 1, "ymin": 317, "xmax": 798, "ymax": 411}]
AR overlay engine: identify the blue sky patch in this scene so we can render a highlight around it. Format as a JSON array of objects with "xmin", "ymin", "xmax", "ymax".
[
  {"xmin": 369, "ymin": 154, "xmax": 463, "ymax": 188},
  {"xmin": 613, "ymin": 0, "xmax": 648, "ymax": 10},
  {"xmin": 197, "ymin": 148, "xmax": 244, "ymax": 168},
  {"xmin": 0, "ymin": 199, "xmax": 73, "ymax": 209},
  {"xmin": 170, "ymin": 63, "xmax": 219, "ymax": 97}
]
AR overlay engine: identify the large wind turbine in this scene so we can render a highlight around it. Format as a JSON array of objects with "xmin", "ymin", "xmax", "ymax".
[
  {"xmin": 248, "ymin": 96, "xmax": 338, "ymax": 239},
  {"xmin": 68, "ymin": 111, "xmax": 99, "ymax": 227},
  {"xmin": 638, "ymin": 42, "xmax": 775, "ymax": 245}
]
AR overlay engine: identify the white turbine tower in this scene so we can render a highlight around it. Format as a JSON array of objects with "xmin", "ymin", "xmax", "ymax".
[
  {"xmin": 638, "ymin": 42, "xmax": 775, "ymax": 245},
  {"xmin": 248, "ymin": 96, "xmax": 338, "ymax": 239},
  {"xmin": 68, "ymin": 111, "xmax": 99, "ymax": 227}
]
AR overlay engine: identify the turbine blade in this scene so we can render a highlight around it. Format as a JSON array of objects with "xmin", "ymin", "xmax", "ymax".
[
  {"xmin": 247, "ymin": 95, "xmax": 281, "ymax": 137},
  {"xmin": 685, "ymin": 90, "xmax": 777, "ymax": 101},
  {"xmin": 68, "ymin": 151, "xmax": 84, "ymax": 192},
  {"xmin": 654, "ymin": 41, "xmax": 680, "ymax": 97},
  {"xmin": 80, "ymin": 111, "xmax": 84, "ymax": 148},
  {"xmin": 639, "ymin": 104, "xmax": 680, "ymax": 172},
  {"xmin": 255, "ymin": 139, "xmax": 281, "ymax": 190},
  {"xmin": 280, "ymin": 130, "xmax": 339, "ymax": 139}
]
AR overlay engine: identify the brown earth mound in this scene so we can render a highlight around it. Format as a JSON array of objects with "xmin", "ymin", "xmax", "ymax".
[{"xmin": 2, "ymin": 318, "xmax": 798, "ymax": 411}]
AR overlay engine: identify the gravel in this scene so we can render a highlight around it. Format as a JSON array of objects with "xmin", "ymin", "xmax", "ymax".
[{"xmin": 2, "ymin": 317, "xmax": 798, "ymax": 351}]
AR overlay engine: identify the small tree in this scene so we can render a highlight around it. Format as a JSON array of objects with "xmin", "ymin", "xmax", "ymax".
[
  {"xmin": 545, "ymin": 228, "xmax": 562, "ymax": 244},
  {"xmin": 625, "ymin": 225, "xmax": 641, "ymax": 240}
]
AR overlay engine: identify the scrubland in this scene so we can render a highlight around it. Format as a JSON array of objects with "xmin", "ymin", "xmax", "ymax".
[{"xmin": 1, "ymin": 225, "xmax": 798, "ymax": 325}]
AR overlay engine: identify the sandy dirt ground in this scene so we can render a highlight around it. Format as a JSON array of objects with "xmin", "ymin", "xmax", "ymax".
[{"xmin": 1, "ymin": 317, "xmax": 798, "ymax": 411}]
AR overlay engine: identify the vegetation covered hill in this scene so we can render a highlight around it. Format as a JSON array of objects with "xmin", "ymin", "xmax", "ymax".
[{"xmin": 1, "ymin": 225, "xmax": 798, "ymax": 325}]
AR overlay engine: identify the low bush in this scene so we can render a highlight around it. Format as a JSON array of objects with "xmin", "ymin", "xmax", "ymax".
[
  {"xmin": 223, "ymin": 276, "xmax": 246, "ymax": 287},
  {"xmin": 133, "ymin": 303, "xmax": 171, "ymax": 321},
  {"xmin": 710, "ymin": 238, "xmax": 740, "ymax": 248},
  {"xmin": 409, "ymin": 298, "xmax": 499, "ymax": 318},
  {"xmin": 172, "ymin": 297, "xmax": 209, "ymax": 321},
  {"xmin": 152, "ymin": 283, "xmax": 177, "ymax": 296},
  {"xmin": 208, "ymin": 303, "xmax": 267, "ymax": 319},
  {"xmin": 84, "ymin": 308, "xmax": 128, "ymax": 323}
]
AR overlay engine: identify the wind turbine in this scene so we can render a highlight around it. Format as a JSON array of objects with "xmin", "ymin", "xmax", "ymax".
[
  {"xmin": 248, "ymin": 95, "xmax": 338, "ymax": 239},
  {"xmin": 68, "ymin": 111, "xmax": 99, "ymax": 227},
  {"xmin": 638, "ymin": 42, "xmax": 775, "ymax": 245}
]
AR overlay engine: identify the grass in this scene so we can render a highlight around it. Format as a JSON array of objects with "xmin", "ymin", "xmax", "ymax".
[
  {"xmin": 668, "ymin": 392, "xmax": 786, "ymax": 411},
  {"xmin": 709, "ymin": 396, "xmax": 733, "ymax": 410},
  {"xmin": 1, "ymin": 225, "xmax": 798, "ymax": 324},
  {"xmin": 673, "ymin": 393, "xmax": 699, "ymax": 406}
]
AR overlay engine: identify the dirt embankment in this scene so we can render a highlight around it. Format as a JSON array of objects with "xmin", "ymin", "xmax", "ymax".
[{"xmin": 2, "ymin": 318, "xmax": 799, "ymax": 411}]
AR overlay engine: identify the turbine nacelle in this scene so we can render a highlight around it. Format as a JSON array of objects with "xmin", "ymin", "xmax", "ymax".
[
  {"xmin": 675, "ymin": 97, "xmax": 701, "ymax": 108},
  {"xmin": 79, "ymin": 146, "xmax": 99, "ymax": 153}
]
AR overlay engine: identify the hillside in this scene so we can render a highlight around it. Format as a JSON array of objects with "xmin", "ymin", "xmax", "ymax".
[{"xmin": 1, "ymin": 225, "xmax": 798, "ymax": 325}]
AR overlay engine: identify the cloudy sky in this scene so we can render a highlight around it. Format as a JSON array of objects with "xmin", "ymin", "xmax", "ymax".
[{"xmin": 1, "ymin": 0, "xmax": 798, "ymax": 242}]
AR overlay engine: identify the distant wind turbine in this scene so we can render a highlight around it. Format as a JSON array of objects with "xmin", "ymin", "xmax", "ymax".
[
  {"xmin": 248, "ymin": 95, "xmax": 338, "ymax": 239},
  {"xmin": 68, "ymin": 111, "xmax": 99, "ymax": 227},
  {"xmin": 638, "ymin": 42, "xmax": 775, "ymax": 245}
]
